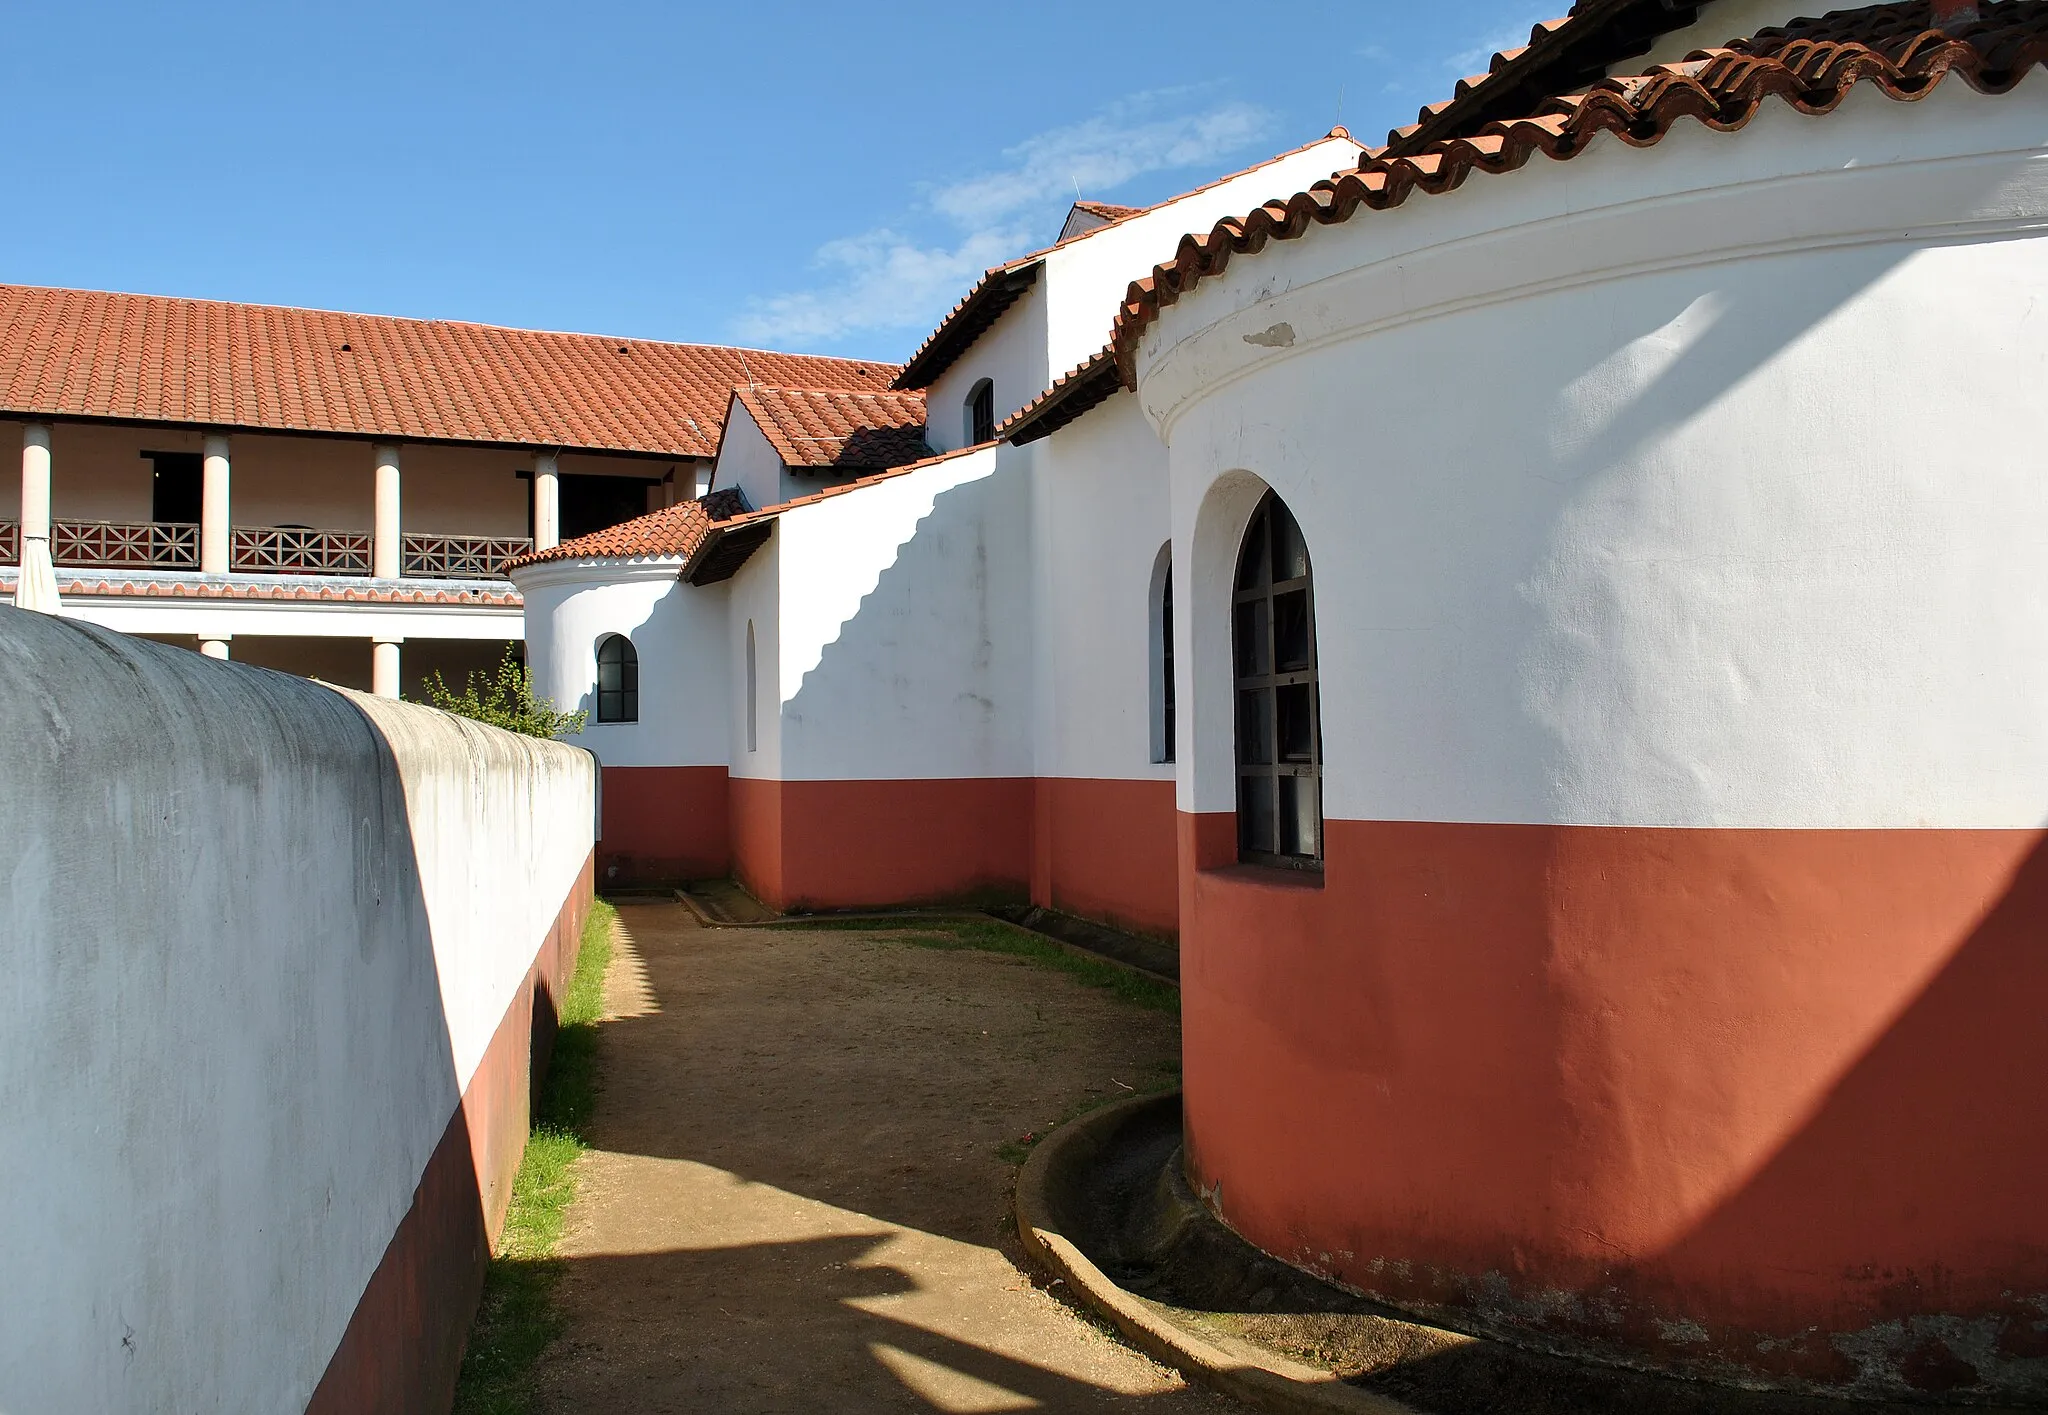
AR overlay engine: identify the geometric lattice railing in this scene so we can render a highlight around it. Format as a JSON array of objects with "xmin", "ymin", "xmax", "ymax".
[
  {"xmin": 403, "ymin": 532, "xmax": 534, "ymax": 579},
  {"xmin": 3, "ymin": 519, "xmax": 530, "ymax": 580},
  {"xmin": 230, "ymin": 525, "xmax": 372, "ymax": 576}
]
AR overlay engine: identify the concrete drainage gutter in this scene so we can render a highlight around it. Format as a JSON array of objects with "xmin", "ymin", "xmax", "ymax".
[{"xmin": 1014, "ymin": 1091, "xmax": 1419, "ymax": 1415}]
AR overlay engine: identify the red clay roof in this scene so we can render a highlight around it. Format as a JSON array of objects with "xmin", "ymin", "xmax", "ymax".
[
  {"xmin": 1072, "ymin": 201, "xmax": 1144, "ymax": 221},
  {"xmin": 998, "ymin": 346, "xmax": 1121, "ymax": 446},
  {"xmin": 732, "ymin": 384, "xmax": 932, "ymax": 472},
  {"xmin": 1113, "ymin": 4, "xmax": 2048, "ymax": 383},
  {"xmin": 0, "ymin": 285, "xmax": 898, "ymax": 458},
  {"xmin": 506, "ymin": 487, "xmax": 751, "ymax": 570}
]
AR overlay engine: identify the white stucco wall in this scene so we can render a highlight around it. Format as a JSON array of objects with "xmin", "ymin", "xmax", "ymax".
[
  {"xmin": 1037, "ymin": 135, "xmax": 1360, "ymax": 377},
  {"xmin": 0, "ymin": 611, "xmax": 594, "ymax": 1414},
  {"xmin": 1028, "ymin": 394, "xmax": 1177, "ymax": 783},
  {"xmin": 1140, "ymin": 81, "xmax": 2048, "ymax": 827},
  {"xmin": 708, "ymin": 398, "xmax": 787, "ymax": 510},
  {"xmin": 516, "ymin": 558, "xmax": 730, "ymax": 768},
  {"xmin": 737, "ymin": 445, "xmax": 1033, "ymax": 781},
  {"xmin": 924, "ymin": 280, "xmax": 1052, "ymax": 453}
]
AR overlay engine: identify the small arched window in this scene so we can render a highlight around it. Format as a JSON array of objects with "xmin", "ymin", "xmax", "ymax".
[
  {"xmin": 967, "ymin": 379, "xmax": 995, "ymax": 445},
  {"xmin": 1233, "ymin": 491, "xmax": 1321, "ymax": 868},
  {"xmin": 596, "ymin": 634, "xmax": 639, "ymax": 723}
]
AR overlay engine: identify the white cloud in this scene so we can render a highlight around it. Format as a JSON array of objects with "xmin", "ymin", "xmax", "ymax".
[
  {"xmin": 733, "ymin": 91, "xmax": 1275, "ymax": 349},
  {"xmin": 1443, "ymin": 6, "xmax": 1557, "ymax": 76}
]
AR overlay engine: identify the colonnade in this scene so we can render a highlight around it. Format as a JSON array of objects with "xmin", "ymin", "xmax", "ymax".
[{"xmin": 16, "ymin": 423, "xmax": 564, "ymax": 696}]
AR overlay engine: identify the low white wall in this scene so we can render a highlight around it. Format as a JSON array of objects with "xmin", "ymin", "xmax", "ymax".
[{"xmin": 0, "ymin": 608, "xmax": 594, "ymax": 1414}]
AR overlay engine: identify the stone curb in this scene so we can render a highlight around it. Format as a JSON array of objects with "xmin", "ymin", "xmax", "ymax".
[{"xmin": 1014, "ymin": 1091, "xmax": 1418, "ymax": 1415}]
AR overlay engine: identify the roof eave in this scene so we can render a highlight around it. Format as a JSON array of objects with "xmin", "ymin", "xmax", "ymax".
[{"xmin": 891, "ymin": 262, "xmax": 1043, "ymax": 390}]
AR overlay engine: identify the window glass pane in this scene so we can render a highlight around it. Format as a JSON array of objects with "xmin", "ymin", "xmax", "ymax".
[
  {"xmin": 1280, "ymin": 774, "xmax": 1320, "ymax": 858},
  {"xmin": 597, "ymin": 654, "xmax": 620, "ymax": 694},
  {"xmin": 1239, "ymin": 774, "xmax": 1275, "ymax": 856},
  {"xmin": 621, "ymin": 648, "xmax": 638, "ymax": 694},
  {"xmin": 1233, "ymin": 598, "xmax": 1269, "ymax": 677},
  {"xmin": 1236, "ymin": 509, "xmax": 1267, "ymax": 590},
  {"xmin": 1276, "ymin": 683, "xmax": 1314, "ymax": 762},
  {"xmin": 1273, "ymin": 500, "xmax": 1310, "ymax": 581},
  {"xmin": 1273, "ymin": 588, "xmax": 1311, "ymax": 672},
  {"xmin": 621, "ymin": 686, "xmax": 638, "ymax": 723},
  {"xmin": 1237, "ymin": 689, "xmax": 1272, "ymax": 765}
]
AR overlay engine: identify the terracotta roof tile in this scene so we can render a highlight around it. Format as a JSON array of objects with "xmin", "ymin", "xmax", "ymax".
[
  {"xmin": 0, "ymin": 285, "xmax": 898, "ymax": 458},
  {"xmin": 1113, "ymin": 4, "xmax": 2048, "ymax": 384},
  {"xmin": 731, "ymin": 384, "xmax": 932, "ymax": 472},
  {"xmin": 998, "ymin": 346, "xmax": 1122, "ymax": 445},
  {"xmin": 506, "ymin": 486, "xmax": 751, "ymax": 570},
  {"xmin": 1072, "ymin": 201, "xmax": 1144, "ymax": 221}
]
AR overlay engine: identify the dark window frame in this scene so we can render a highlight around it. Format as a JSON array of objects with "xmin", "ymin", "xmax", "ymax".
[
  {"xmin": 1232, "ymin": 491, "xmax": 1323, "ymax": 869},
  {"xmin": 595, "ymin": 634, "xmax": 639, "ymax": 724},
  {"xmin": 968, "ymin": 380, "xmax": 996, "ymax": 445},
  {"xmin": 1158, "ymin": 559, "xmax": 1176, "ymax": 764}
]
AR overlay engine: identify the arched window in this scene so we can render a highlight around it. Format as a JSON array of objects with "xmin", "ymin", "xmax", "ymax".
[
  {"xmin": 1149, "ymin": 545, "xmax": 1175, "ymax": 764},
  {"xmin": 595, "ymin": 634, "xmax": 638, "ymax": 723},
  {"xmin": 967, "ymin": 379, "xmax": 995, "ymax": 445},
  {"xmin": 1233, "ymin": 491, "xmax": 1321, "ymax": 867}
]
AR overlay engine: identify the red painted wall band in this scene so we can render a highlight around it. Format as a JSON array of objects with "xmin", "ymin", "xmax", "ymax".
[
  {"xmin": 1178, "ymin": 814, "xmax": 2048, "ymax": 1393},
  {"xmin": 597, "ymin": 765, "xmax": 729, "ymax": 886}
]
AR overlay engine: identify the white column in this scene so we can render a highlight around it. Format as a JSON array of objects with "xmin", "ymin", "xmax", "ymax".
[
  {"xmin": 373, "ymin": 444, "xmax": 402, "ymax": 579},
  {"xmin": 200, "ymin": 637, "xmax": 230, "ymax": 661},
  {"xmin": 372, "ymin": 637, "xmax": 402, "ymax": 698},
  {"xmin": 21, "ymin": 424, "xmax": 52, "ymax": 545},
  {"xmin": 201, "ymin": 434, "xmax": 231, "ymax": 575},
  {"xmin": 533, "ymin": 452, "xmax": 560, "ymax": 552}
]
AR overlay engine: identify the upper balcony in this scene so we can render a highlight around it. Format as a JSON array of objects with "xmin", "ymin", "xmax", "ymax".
[{"xmin": 0, "ymin": 518, "xmax": 531, "ymax": 578}]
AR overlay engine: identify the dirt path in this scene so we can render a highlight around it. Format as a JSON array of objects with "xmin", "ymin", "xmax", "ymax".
[{"xmin": 535, "ymin": 901, "xmax": 1229, "ymax": 1414}]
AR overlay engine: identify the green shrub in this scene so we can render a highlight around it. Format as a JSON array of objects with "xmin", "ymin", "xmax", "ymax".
[{"xmin": 419, "ymin": 647, "xmax": 587, "ymax": 739}]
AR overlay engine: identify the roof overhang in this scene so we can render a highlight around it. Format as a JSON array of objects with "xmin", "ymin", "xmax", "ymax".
[
  {"xmin": 892, "ymin": 261, "xmax": 1043, "ymax": 390},
  {"xmin": 1000, "ymin": 350, "xmax": 1122, "ymax": 446},
  {"xmin": 1386, "ymin": 0, "xmax": 1706, "ymax": 153},
  {"xmin": 682, "ymin": 519, "xmax": 775, "ymax": 586}
]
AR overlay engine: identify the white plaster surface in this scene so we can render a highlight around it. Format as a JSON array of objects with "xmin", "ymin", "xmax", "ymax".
[
  {"xmin": 1146, "ymin": 84, "xmax": 2048, "ymax": 826},
  {"xmin": 517, "ymin": 558, "xmax": 730, "ymax": 767},
  {"xmin": 0, "ymin": 610, "xmax": 593, "ymax": 1414}
]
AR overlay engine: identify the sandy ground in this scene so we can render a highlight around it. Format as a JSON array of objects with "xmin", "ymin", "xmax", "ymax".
[{"xmin": 535, "ymin": 900, "xmax": 1228, "ymax": 1415}]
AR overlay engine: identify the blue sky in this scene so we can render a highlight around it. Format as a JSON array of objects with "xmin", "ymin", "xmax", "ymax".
[{"xmin": 6, "ymin": 1, "xmax": 1557, "ymax": 363}]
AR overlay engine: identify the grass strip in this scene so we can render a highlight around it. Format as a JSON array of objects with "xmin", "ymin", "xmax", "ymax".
[
  {"xmin": 766, "ymin": 915, "xmax": 1178, "ymax": 1013},
  {"xmin": 452, "ymin": 897, "xmax": 616, "ymax": 1415}
]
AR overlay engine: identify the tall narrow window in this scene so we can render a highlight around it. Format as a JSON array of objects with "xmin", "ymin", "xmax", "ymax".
[
  {"xmin": 967, "ymin": 379, "xmax": 995, "ymax": 445},
  {"xmin": 1161, "ymin": 565, "xmax": 1175, "ymax": 764},
  {"xmin": 596, "ymin": 634, "xmax": 639, "ymax": 723},
  {"xmin": 745, "ymin": 620, "xmax": 758, "ymax": 753},
  {"xmin": 1233, "ymin": 491, "xmax": 1321, "ymax": 868},
  {"xmin": 1150, "ymin": 545, "xmax": 1176, "ymax": 764}
]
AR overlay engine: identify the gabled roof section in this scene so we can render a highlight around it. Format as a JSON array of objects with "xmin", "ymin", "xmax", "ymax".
[
  {"xmin": 999, "ymin": 346, "xmax": 1122, "ymax": 446},
  {"xmin": 732, "ymin": 384, "xmax": 932, "ymax": 473},
  {"xmin": 1114, "ymin": 4, "xmax": 2048, "ymax": 383},
  {"xmin": 1059, "ymin": 201, "xmax": 1146, "ymax": 242},
  {"xmin": 506, "ymin": 487, "xmax": 751, "ymax": 570},
  {"xmin": 892, "ymin": 129, "xmax": 1364, "ymax": 392},
  {"xmin": 0, "ymin": 284, "xmax": 898, "ymax": 458},
  {"xmin": 683, "ymin": 442, "xmax": 994, "ymax": 585},
  {"xmin": 891, "ymin": 261, "xmax": 1043, "ymax": 390}
]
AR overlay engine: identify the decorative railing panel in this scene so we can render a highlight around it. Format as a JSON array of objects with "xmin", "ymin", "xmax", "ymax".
[
  {"xmin": 231, "ymin": 526, "xmax": 372, "ymax": 576},
  {"xmin": 403, "ymin": 533, "xmax": 533, "ymax": 579},
  {"xmin": 47, "ymin": 520, "xmax": 201, "ymax": 570},
  {"xmin": 2, "ymin": 518, "xmax": 527, "ymax": 580}
]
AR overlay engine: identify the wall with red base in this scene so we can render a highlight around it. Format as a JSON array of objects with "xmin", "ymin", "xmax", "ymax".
[
  {"xmin": 1177, "ymin": 812, "xmax": 2048, "ymax": 1398},
  {"xmin": 597, "ymin": 765, "xmax": 730, "ymax": 886}
]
